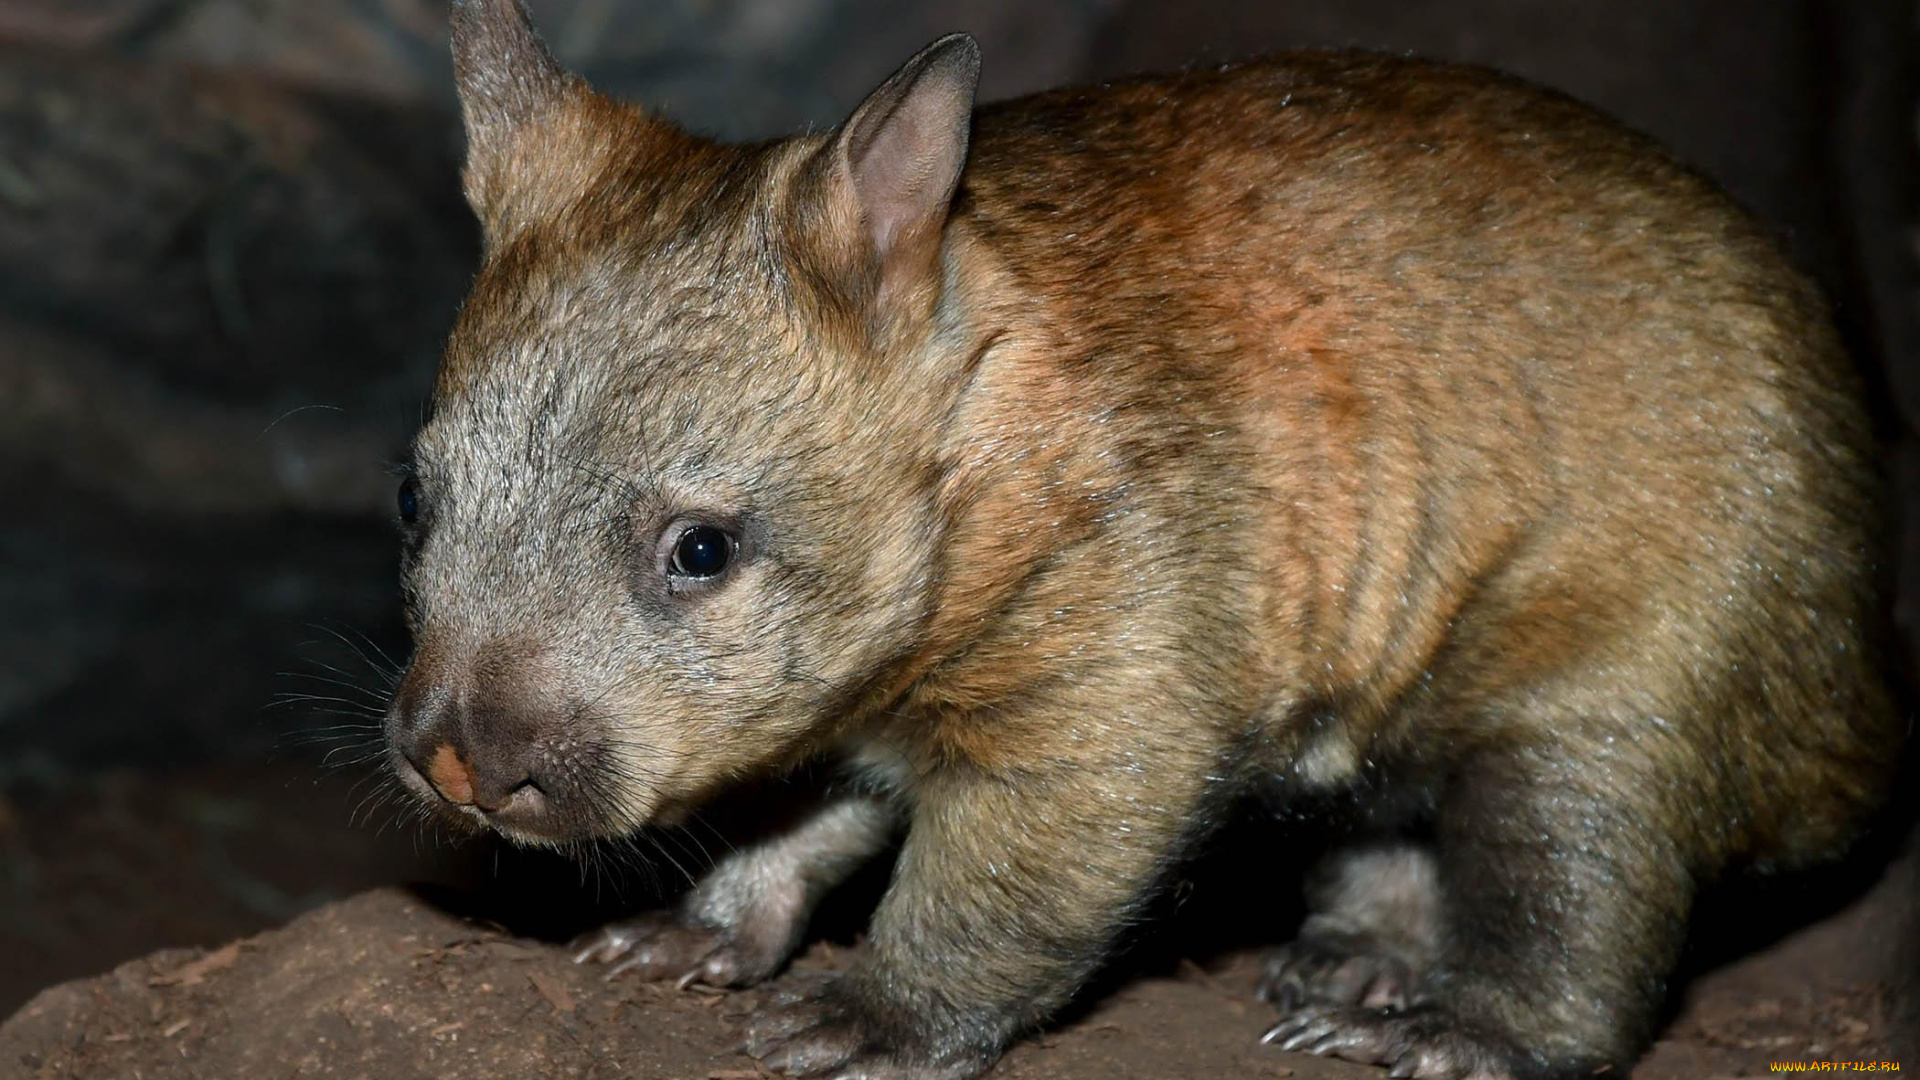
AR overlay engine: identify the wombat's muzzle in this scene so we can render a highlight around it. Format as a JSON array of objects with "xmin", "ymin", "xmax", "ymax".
[{"xmin": 388, "ymin": 640, "xmax": 576, "ymax": 837}]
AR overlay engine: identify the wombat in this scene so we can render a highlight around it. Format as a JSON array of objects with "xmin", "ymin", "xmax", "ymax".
[{"xmin": 381, "ymin": 2, "xmax": 1904, "ymax": 1077}]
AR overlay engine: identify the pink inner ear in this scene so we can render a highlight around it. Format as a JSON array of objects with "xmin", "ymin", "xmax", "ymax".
[
  {"xmin": 841, "ymin": 36, "xmax": 980, "ymax": 264},
  {"xmin": 851, "ymin": 95, "xmax": 965, "ymax": 255}
]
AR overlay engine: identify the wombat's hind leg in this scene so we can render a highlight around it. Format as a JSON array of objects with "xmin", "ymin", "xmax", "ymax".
[
  {"xmin": 1258, "ymin": 840, "xmax": 1529, "ymax": 1080},
  {"xmin": 1258, "ymin": 841, "xmax": 1440, "ymax": 1011},
  {"xmin": 574, "ymin": 797, "xmax": 894, "ymax": 988},
  {"xmin": 1265, "ymin": 741, "xmax": 1693, "ymax": 1080}
]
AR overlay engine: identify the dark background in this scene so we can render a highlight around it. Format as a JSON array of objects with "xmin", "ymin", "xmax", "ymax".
[{"xmin": 1, "ymin": 0, "xmax": 1915, "ymax": 1036}]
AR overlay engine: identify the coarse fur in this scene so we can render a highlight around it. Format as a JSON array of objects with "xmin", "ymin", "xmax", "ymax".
[{"xmin": 384, "ymin": 2, "xmax": 1904, "ymax": 1078}]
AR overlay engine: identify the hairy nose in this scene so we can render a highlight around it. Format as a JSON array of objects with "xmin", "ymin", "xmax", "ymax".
[{"xmin": 394, "ymin": 646, "xmax": 559, "ymax": 817}]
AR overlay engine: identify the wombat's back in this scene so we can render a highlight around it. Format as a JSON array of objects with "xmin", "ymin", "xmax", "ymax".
[{"xmin": 956, "ymin": 53, "xmax": 1895, "ymax": 865}]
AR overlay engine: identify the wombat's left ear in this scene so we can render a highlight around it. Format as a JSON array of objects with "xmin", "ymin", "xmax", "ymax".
[
  {"xmin": 449, "ymin": 0, "xmax": 579, "ymax": 223},
  {"xmin": 824, "ymin": 33, "xmax": 981, "ymax": 319}
]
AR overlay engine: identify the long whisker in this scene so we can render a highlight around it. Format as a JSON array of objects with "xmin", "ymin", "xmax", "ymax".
[{"xmin": 309, "ymin": 621, "xmax": 405, "ymax": 682}]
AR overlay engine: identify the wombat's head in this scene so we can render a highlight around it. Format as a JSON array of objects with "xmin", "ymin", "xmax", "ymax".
[{"xmin": 384, "ymin": 0, "xmax": 983, "ymax": 844}]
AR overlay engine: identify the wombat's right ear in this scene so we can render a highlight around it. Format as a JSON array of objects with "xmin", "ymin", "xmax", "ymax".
[{"xmin": 449, "ymin": 0, "xmax": 578, "ymax": 225}]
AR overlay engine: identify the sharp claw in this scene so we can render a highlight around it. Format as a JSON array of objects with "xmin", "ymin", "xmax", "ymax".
[
  {"xmin": 1258, "ymin": 1002, "xmax": 1510, "ymax": 1080},
  {"xmin": 1280, "ymin": 1018, "xmax": 1334, "ymax": 1053},
  {"xmin": 1305, "ymin": 1030, "xmax": 1351, "ymax": 1057},
  {"xmin": 675, "ymin": 966, "xmax": 705, "ymax": 990},
  {"xmin": 1261, "ymin": 1015, "xmax": 1311, "ymax": 1048}
]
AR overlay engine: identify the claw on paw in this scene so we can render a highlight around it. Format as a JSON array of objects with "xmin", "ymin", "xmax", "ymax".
[
  {"xmin": 570, "ymin": 911, "xmax": 775, "ymax": 988},
  {"xmin": 1260, "ymin": 1003, "xmax": 1519, "ymax": 1080}
]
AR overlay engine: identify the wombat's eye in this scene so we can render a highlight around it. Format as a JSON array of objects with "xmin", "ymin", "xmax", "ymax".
[
  {"xmin": 669, "ymin": 525, "xmax": 734, "ymax": 579},
  {"xmin": 397, "ymin": 478, "xmax": 420, "ymax": 524}
]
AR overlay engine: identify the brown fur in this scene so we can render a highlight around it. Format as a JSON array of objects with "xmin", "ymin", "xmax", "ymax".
[{"xmin": 384, "ymin": 4, "xmax": 1903, "ymax": 1078}]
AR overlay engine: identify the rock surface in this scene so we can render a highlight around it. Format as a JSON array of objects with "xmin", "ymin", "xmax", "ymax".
[{"xmin": 3, "ymin": 860, "xmax": 1910, "ymax": 1080}]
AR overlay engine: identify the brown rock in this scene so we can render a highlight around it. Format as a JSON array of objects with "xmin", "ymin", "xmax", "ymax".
[{"xmin": 1, "ymin": 866, "xmax": 1909, "ymax": 1080}]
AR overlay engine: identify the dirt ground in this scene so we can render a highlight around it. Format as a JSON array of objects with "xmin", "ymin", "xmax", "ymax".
[{"xmin": 3, "ymin": 840, "xmax": 1912, "ymax": 1080}]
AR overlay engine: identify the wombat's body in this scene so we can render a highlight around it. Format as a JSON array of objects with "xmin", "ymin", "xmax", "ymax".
[{"xmin": 385, "ymin": 4, "xmax": 1902, "ymax": 1078}]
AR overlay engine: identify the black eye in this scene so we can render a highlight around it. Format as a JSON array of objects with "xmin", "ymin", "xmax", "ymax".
[
  {"xmin": 397, "ymin": 478, "xmax": 419, "ymax": 524},
  {"xmin": 669, "ymin": 525, "xmax": 733, "ymax": 579}
]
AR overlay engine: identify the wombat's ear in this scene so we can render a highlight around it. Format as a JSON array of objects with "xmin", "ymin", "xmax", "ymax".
[
  {"xmin": 449, "ymin": 0, "xmax": 578, "ymax": 221},
  {"xmin": 825, "ymin": 34, "xmax": 981, "ymax": 317}
]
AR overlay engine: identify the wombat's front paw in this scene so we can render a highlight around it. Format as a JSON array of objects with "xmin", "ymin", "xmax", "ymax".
[
  {"xmin": 1257, "ymin": 931, "xmax": 1421, "ymax": 1011},
  {"xmin": 744, "ymin": 975, "xmax": 991, "ymax": 1080},
  {"xmin": 572, "ymin": 910, "xmax": 784, "ymax": 988},
  {"xmin": 1261, "ymin": 1003, "xmax": 1519, "ymax": 1080}
]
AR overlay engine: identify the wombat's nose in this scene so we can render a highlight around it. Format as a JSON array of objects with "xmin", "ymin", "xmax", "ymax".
[
  {"xmin": 409, "ymin": 740, "xmax": 544, "ymax": 814},
  {"xmin": 421, "ymin": 743, "xmax": 478, "ymax": 804},
  {"xmin": 395, "ymin": 639, "xmax": 565, "ymax": 823}
]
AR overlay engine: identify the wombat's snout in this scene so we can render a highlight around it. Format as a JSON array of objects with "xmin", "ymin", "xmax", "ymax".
[
  {"xmin": 390, "ymin": 642, "xmax": 577, "ymax": 837},
  {"xmin": 407, "ymin": 740, "xmax": 544, "ymax": 817}
]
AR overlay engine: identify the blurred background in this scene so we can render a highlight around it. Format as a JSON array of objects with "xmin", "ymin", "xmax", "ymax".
[{"xmin": 0, "ymin": 0, "xmax": 1914, "ymax": 1035}]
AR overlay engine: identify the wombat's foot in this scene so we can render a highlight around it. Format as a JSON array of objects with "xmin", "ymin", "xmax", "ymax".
[
  {"xmin": 1264, "ymin": 842, "xmax": 1439, "ymax": 1012},
  {"xmin": 744, "ymin": 974, "xmax": 993, "ymax": 1080},
  {"xmin": 572, "ymin": 909, "xmax": 786, "ymax": 988},
  {"xmin": 1257, "ymin": 929, "xmax": 1421, "ymax": 1011},
  {"xmin": 1260, "ymin": 1003, "xmax": 1519, "ymax": 1080}
]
